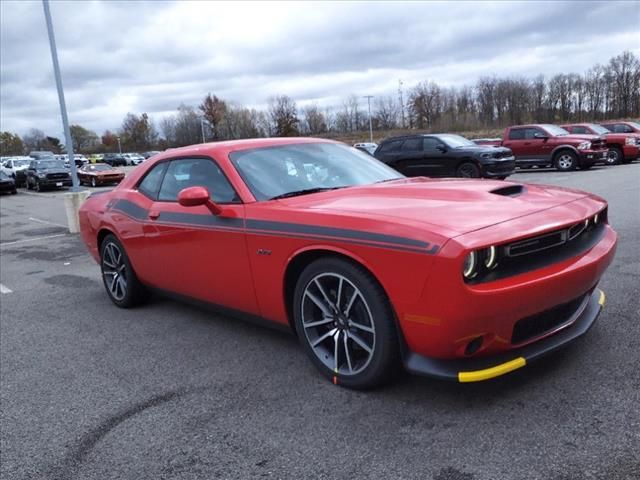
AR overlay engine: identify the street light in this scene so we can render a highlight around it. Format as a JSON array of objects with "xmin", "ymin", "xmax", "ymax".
[
  {"xmin": 200, "ymin": 117, "xmax": 206, "ymax": 143},
  {"xmin": 363, "ymin": 95, "xmax": 374, "ymax": 143},
  {"xmin": 116, "ymin": 136, "xmax": 122, "ymax": 154},
  {"xmin": 42, "ymin": 0, "xmax": 79, "ymax": 191}
]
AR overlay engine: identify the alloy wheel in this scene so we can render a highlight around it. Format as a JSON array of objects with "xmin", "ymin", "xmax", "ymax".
[
  {"xmin": 301, "ymin": 273, "xmax": 376, "ymax": 376},
  {"xmin": 102, "ymin": 242, "xmax": 127, "ymax": 301},
  {"xmin": 606, "ymin": 150, "xmax": 619, "ymax": 165},
  {"xmin": 557, "ymin": 154, "xmax": 574, "ymax": 170}
]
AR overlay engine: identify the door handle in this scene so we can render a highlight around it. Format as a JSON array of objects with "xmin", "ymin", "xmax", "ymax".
[{"xmin": 148, "ymin": 210, "xmax": 160, "ymax": 220}]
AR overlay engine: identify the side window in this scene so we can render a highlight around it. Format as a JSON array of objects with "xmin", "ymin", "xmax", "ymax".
[
  {"xmin": 508, "ymin": 128, "xmax": 525, "ymax": 140},
  {"xmin": 423, "ymin": 137, "xmax": 442, "ymax": 152},
  {"xmin": 572, "ymin": 126, "xmax": 587, "ymax": 134},
  {"xmin": 524, "ymin": 128, "xmax": 544, "ymax": 139},
  {"xmin": 379, "ymin": 140, "xmax": 403, "ymax": 153},
  {"xmin": 157, "ymin": 158, "xmax": 239, "ymax": 204},
  {"xmin": 138, "ymin": 162, "xmax": 168, "ymax": 200},
  {"xmin": 615, "ymin": 124, "xmax": 633, "ymax": 133},
  {"xmin": 401, "ymin": 138, "xmax": 422, "ymax": 152}
]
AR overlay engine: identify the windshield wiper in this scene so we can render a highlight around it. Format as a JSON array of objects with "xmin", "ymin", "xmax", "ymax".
[
  {"xmin": 375, "ymin": 178, "xmax": 402, "ymax": 183},
  {"xmin": 270, "ymin": 187, "xmax": 342, "ymax": 200}
]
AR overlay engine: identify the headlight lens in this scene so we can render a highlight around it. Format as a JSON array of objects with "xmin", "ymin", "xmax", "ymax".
[
  {"xmin": 625, "ymin": 137, "xmax": 635, "ymax": 145},
  {"xmin": 594, "ymin": 212, "xmax": 599, "ymax": 224},
  {"xmin": 463, "ymin": 251, "xmax": 478, "ymax": 279},
  {"xmin": 484, "ymin": 245, "xmax": 498, "ymax": 269},
  {"xmin": 577, "ymin": 141, "xmax": 591, "ymax": 150}
]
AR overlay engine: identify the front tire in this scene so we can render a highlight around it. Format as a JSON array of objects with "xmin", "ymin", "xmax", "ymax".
[
  {"xmin": 554, "ymin": 151, "xmax": 577, "ymax": 171},
  {"xmin": 456, "ymin": 162, "xmax": 480, "ymax": 178},
  {"xmin": 293, "ymin": 257, "xmax": 400, "ymax": 389},
  {"xmin": 606, "ymin": 147, "xmax": 623, "ymax": 165},
  {"xmin": 100, "ymin": 234, "xmax": 149, "ymax": 308}
]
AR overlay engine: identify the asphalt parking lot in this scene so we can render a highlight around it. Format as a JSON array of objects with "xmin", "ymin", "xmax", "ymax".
[{"xmin": 1, "ymin": 164, "xmax": 639, "ymax": 480}]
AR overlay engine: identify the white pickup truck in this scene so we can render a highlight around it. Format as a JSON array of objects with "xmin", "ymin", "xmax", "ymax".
[{"xmin": 0, "ymin": 156, "xmax": 32, "ymax": 187}]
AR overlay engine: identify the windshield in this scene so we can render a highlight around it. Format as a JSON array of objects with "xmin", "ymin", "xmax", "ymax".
[
  {"xmin": 230, "ymin": 142, "xmax": 403, "ymax": 201},
  {"xmin": 628, "ymin": 122, "xmax": 640, "ymax": 130},
  {"xmin": 540, "ymin": 124, "xmax": 570, "ymax": 136},
  {"xmin": 587, "ymin": 124, "xmax": 610, "ymax": 135},
  {"xmin": 13, "ymin": 159, "xmax": 31, "ymax": 167},
  {"xmin": 89, "ymin": 164, "xmax": 112, "ymax": 171},
  {"xmin": 36, "ymin": 160, "xmax": 65, "ymax": 169},
  {"xmin": 0, "ymin": 171, "xmax": 9, "ymax": 179},
  {"xmin": 438, "ymin": 134, "xmax": 475, "ymax": 147}
]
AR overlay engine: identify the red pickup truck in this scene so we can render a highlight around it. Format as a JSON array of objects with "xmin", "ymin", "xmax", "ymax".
[
  {"xmin": 561, "ymin": 123, "xmax": 640, "ymax": 165},
  {"xmin": 488, "ymin": 124, "xmax": 609, "ymax": 171}
]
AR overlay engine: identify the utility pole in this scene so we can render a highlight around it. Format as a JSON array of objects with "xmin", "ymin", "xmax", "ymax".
[
  {"xmin": 116, "ymin": 136, "xmax": 122, "ymax": 154},
  {"xmin": 398, "ymin": 79, "xmax": 405, "ymax": 129},
  {"xmin": 363, "ymin": 95, "xmax": 374, "ymax": 143},
  {"xmin": 42, "ymin": 0, "xmax": 79, "ymax": 191},
  {"xmin": 200, "ymin": 118, "xmax": 206, "ymax": 143}
]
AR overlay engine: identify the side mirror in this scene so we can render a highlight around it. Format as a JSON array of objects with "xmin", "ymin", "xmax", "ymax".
[
  {"xmin": 178, "ymin": 186, "xmax": 221, "ymax": 215},
  {"xmin": 436, "ymin": 144, "xmax": 448, "ymax": 153}
]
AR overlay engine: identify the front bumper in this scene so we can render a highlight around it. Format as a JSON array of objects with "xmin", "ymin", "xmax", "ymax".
[
  {"xmin": 39, "ymin": 178, "xmax": 72, "ymax": 187},
  {"xmin": 404, "ymin": 289, "xmax": 605, "ymax": 382},
  {"xmin": 0, "ymin": 181, "xmax": 16, "ymax": 192},
  {"xmin": 579, "ymin": 149, "xmax": 608, "ymax": 166},
  {"xmin": 482, "ymin": 158, "xmax": 516, "ymax": 178}
]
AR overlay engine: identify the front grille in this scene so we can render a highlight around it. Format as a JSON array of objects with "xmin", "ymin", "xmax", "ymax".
[
  {"xmin": 511, "ymin": 294, "xmax": 587, "ymax": 344},
  {"xmin": 493, "ymin": 150, "xmax": 513, "ymax": 159},
  {"xmin": 46, "ymin": 173, "xmax": 69, "ymax": 180},
  {"xmin": 591, "ymin": 138, "xmax": 606, "ymax": 150},
  {"xmin": 506, "ymin": 230, "xmax": 567, "ymax": 257}
]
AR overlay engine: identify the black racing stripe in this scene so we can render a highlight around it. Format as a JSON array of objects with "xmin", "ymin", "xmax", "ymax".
[
  {"xmin": 246, "ymin": 219, "xmax": 431, "ymax": 249},
  {"xmin": 158, "ymin": 211, "xmax": 244, "ymax": 228},
  {"xmin": 111, "ymin": 199, "xmax": 147, "ymax": 220},
  {"xmin": 109, "ymin": 199, "xmax": 439, "ymax": 254}
]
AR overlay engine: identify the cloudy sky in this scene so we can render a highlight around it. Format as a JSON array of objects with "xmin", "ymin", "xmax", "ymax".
[{"xmin": 1, "ymin": 0, "xmax": 638, "ymax": 139}]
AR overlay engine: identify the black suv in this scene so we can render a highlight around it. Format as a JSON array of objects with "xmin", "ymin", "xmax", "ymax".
[
  {"xmin": 374, "ymin": 133, "xmax": 516, "ymax": 179},
  {"xmin": 25, "ymin": 158, "xmax": 72, "ymax": 191},
  {"xmin": 103, "ymin": 153, "xmax": 127, "ymax": 166}
]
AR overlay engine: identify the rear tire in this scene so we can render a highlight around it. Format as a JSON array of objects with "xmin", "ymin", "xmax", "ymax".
[
  {"xmin": 100, "ymin": 234, "xmax": 149, "ymax": 308},
  {"xmin": 606, "ymin": 147, "xmax": 623, "ymax": 165},
  {"xmin": 554, "ymin": 151, "xmax": 577, "ymax": 171},
  {"xmin": 293, "ymin": 257, "xmax": 400, "ymax": 389},
  {"xmin": 456, "ymin": 162, "xmax": 481, "ymax": 178}
]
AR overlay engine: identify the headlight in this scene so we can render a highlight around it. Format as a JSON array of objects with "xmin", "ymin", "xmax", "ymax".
[
  {"xmin": 480, "ymin": 153, "xmax": 491, "ymax": 159},
  {"xmin": 37, "ymin": 173, "xmax": 46, "ymax": 178},
  {"xmin": 463, "ymin": 251, "xmax": 478, "ymax": 279},
  {"xmin": 577, "ymin": 141, "xmax": 591, "ymax": 150},
  {"xmin": 593, "ymin": 213, "xmax": 599, "ymax": 224},
  {"xmin": 484, "ymin": 245, "xmax": 498, "ymax": 269},
  {"xmin": 625, "ymin": 137, "xmax": 636, "ymax": 145}
]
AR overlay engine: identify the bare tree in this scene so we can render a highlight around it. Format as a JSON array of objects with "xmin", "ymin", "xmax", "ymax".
[
  {"xmin": 374, "ymin": 96, "xmax": 399, "ymax": 130},
  {"xmin": 199, "ymin": 93, "xmax": 227, "ymax": 140},
  {"xmin": 301, "ymin": 104, "xmax": 328, "ymax": 135},
  {"xmin": 268, "ymin": 95, "xmax": 299, "ymax": 136},
  {"xmin": 409, "ymin": 81, "xmax": 442, "ymax": 130}
]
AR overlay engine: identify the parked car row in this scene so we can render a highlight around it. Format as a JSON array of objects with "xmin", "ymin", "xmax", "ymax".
[{"xmin": 363, "ymin": 120, "xmax": 639, "ymax": 180}]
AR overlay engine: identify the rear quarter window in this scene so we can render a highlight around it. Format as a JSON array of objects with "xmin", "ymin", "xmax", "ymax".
[
  {"xmin": 379, "ymin": 140, "xmax": 403, "ymax": 153},
  {"xmin": 137, "ymin": 162, "xmax": 168, "ymax": 200},
  {"xmin": 508, "ymin": 129, "xmax": 525, "ymax": 140}
]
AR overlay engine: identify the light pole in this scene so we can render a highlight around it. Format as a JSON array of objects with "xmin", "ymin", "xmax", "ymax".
[
  {"xmin": 42, "ymin": 0, "xmax": 79, "ymax": 191},
  {"xmin": 200, "ymin": 118, "xmax": 206, "ymax": 143},
  {"xmin": 363, "ymin": 95, "xmax": 374, "ymax": 143},
  {"xmin": 116, "ymin": 136, "xmax": 122, "ymax": 154}
]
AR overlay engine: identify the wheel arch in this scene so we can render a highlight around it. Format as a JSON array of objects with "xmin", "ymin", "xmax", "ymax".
[
  {"xmin": 282, "ymin": 246, "xmax": 396, "ymax": 335},
  {"xmin": 551, "ymin": 144, "xmax": 578, "ymax": 160},
  {"xmin": 97, "ymin": 227, "xmax": 116, "ymax": 252}
]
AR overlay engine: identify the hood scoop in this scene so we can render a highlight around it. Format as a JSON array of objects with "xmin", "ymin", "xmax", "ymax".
[{"xmin": 490, "ymin": 184, "xmax": 526, "ymax": 197}]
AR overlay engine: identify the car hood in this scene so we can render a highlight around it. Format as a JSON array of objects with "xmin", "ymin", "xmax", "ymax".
[
  {"xmin": 278, "ymin": 178, "xmax": 590, "ymax": 236},
  {"xmin": 93, "ymin": 170, "xmax": 124, "ymax": 176},
  {"xmin": 454, "ymin": 145, "xmax": 511, "ymax": 153}
]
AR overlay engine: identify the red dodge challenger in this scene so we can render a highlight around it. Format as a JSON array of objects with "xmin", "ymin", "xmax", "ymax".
[{"xmin": 79, "ymin": 138, "xmax": 617, "ymax": 389}]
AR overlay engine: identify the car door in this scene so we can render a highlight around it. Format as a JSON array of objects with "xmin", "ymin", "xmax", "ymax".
[
  {"xmin": 421, "ymin": 137, "xmax": 449, "ymax": 176},
  {"xmin": 502, "ymin": 128, "xmax": 528, "ymax": 163},
  {"xmin": 394, "ymin": 137, "xmax": 426, "ymax": 176},
  {"xmin": 126, "ymin": 157, "xmax": 259, "ymax": 314}
]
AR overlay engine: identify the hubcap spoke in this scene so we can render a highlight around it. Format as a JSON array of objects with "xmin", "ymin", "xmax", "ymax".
[
  {"xmin": 311, "ymin": 328, "xmax": 337, "ymax": 348},
  {"xmin": 314, "ymin": 278, "xmax": 335, "ymax": 311},
  {"xmin": 303, "ymin": 317, "xmax": 334, "ymax": 329},
  {"xmin": 103, "ymin": 242, "xmax": 126, "ymax": 300},
  {"xmin": 333, "ymin": 330, "xmax": 340, "ymax": 372},
  {"xmin": 344, "ymin": 290, "xmax": 359, "ymax": 317},
  {"xmin": 343, "ymin": 333, "xmax": 353, "ymax": 373},
  {"xmin": 304, "ymin": 291, "xmax": 331, "ymax": 317},
  {"xmin": 348, "ymin": 320, "xmax": 375, "ymax": 333},
  {"xmin": 347, "ymin": 331, "xmax": 373, "ymax": 354}
]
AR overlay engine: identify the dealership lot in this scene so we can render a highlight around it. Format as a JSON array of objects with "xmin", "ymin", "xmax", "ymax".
[{"xmin": 1, "ymin": 165, "xmax": 639, "ymax": 480}]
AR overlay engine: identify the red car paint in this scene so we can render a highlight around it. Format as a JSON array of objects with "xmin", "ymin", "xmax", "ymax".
[
  {"xmin": 79, "ymin": 138, "xmax": 617, "ymax": 379},
  {"xmin": 562, "ymin": 123, "xmax": 640, "ymax": 163}
]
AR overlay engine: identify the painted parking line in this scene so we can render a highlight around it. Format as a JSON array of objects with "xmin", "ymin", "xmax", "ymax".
[
  {"xmin": 0, "ymin": 233, "xmax": 68, "ymax": 247},
  {"xmin": 29, "ymin": 217, "xmax": 67, "ymax": 228},
  {"xmin": 0, "ymin": 284, "xmax": 12, "ymax": 294}
]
